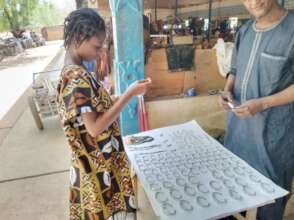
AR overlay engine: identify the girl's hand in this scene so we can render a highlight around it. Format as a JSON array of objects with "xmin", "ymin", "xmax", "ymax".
[
  {"xmin": 126, "ymin": 78, "xmax": 152, "ymax": 97},
  {"xmin": 110, "ymin": 95, "xmax": 119, "ymax": 103}
]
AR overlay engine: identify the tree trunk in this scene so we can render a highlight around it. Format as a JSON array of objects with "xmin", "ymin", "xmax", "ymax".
[
  {"xmin": 75, "ymin": 0, "xmax": 84, "ymax": 9},
  {"xmin": 3, "ymin": 7, "xmax": 14, "ymax": 30},
  {"xmin": 11, "ymin": 29, "xmax": 25, "ymax": 38}
]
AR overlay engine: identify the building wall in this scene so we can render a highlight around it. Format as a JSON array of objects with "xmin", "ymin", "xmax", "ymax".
[{"xmin": 41, "ymin": 25, "xmax": 64, "ymax": 41}]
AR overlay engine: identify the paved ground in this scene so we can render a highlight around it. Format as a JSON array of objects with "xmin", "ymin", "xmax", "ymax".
[
  {"xmin": 0, "ymin": 111, "xmax": 69, "ymax": 220},
  {"xmin": 0, "ymin": 41, "xmax": 63, "ymax": 120},
  {"xmin": 0, "ymin": 43, "xmax": 70, "ymax": 220}
]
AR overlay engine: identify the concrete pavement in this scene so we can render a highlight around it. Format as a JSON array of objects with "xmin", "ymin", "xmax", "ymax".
[
  {"xmin": 0, "ymin": 41, "xmax": 63, "ymax": 121},
  {"xmin": 0, "ymin": 42, "xmax": 69, "ymax": 220}
]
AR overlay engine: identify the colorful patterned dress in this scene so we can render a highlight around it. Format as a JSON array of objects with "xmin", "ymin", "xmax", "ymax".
[{"xmin": 56, "ymin": 65, "xmax": 136, "ymax": 220}]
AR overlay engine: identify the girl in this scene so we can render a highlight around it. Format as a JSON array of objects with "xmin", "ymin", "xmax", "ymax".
[{"xmin": 57, "ymin": 8, "xmax": 151, "ymax": 220}]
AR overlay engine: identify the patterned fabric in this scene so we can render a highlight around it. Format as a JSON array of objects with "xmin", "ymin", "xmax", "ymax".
[{"xmin": 56, "ymin": 65, "xmax": 136, "ymax": 220}]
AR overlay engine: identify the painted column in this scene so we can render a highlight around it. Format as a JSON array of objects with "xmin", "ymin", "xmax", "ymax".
[{"xmin": 109, "ymin": 0, "xmax": 144, "ymax": 135}]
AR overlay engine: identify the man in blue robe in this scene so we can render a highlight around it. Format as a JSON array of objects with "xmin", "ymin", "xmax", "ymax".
[{"xmin": 219, "ymin": 0, "xmax": 294, "ymax": 219}]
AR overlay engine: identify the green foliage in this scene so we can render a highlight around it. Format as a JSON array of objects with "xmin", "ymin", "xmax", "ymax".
[
  {"xmin": 0, "ymin": 0, "xmax": 65, "ymax": 32},
  {"xmin": 0, "ymin": 0, "xmax": 38, "ymax": 31},
  {"xmin": 75, "ymin": 0, "xmax": 88, "ymax": 9},
  {"xmin": 30, "ymin": 1, "xmax": 65, "ymax": 27},
  {"xmin": 0, "ymin": 5, "xmax": 10, "ymax": 32}
]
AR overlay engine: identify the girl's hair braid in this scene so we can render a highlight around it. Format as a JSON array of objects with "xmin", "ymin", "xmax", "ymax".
[{"xmin": 63, "ymin": 8, "xmax": 106, "ymax": 48}]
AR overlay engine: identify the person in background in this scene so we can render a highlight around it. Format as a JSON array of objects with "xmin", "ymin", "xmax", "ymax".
[
  {"xmin": 57, "ymin": 8, "xmax": 151, "ymax": 220},
  {"xmin": 219, "ymin": 0, "xmax": 294, "ymax": 219},
  {"xmin": 201, "ymin": 38, "xmax": 211, "ymax": 49},
  {"xmin": 143, "ymin": 15, "xmax": 152, "ymax": 64}
]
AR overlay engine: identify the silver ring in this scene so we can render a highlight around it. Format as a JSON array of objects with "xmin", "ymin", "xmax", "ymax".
[
  {"xmin": 170, "ymin": 189, "xmax": 183, "ymax": 200},
  {"xmin": 209, "ymin": 180, "xmax": 223, "ymax": 191},
  {"xmin": 162, "ymin": 202, "xmax": 177, "ymax": 216},
  {"xmin": 184, "ymin": 185, "xmax": 197, "ymax": 196},
  {"xmin": 261, "ymin": 182, "xmax": 275, "ymax": 194},
  {"xmin": 180, "ymin": 200, "xmax": 194, "ymax": 212},
  {"xmin": 155, "ymin": 192, "xmax": 168, "ymax": 203},
  {"xmin": 243, "ymin": 185, "xmax": 256, "ymax": 196},
  {"xmin": 212, "ymin": 192, "xmax": 227, "ymax": 204},
  {"xmin": 197, "ymin": 183, "xmax": 210, "ymax": 194},
  {"xmin": 229, "ymin": 189, "xmax": 243, "ymax": 201},
  {"xmin": 196, "ymin": 196, "xmax": 210, "ymax": 208}
]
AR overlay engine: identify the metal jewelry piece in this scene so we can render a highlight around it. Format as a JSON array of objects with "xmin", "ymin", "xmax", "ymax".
[
  {"xmin": 170, "ymin": 189, "xmax": 183, "ymax": 200},
  {"xmin": 150, "ymin": 183, "xmax": 161, "ymax": 191},
  {"xmin": 163, "ymin": 181, "xmax": 174, "ymax": 189},
  {"xmin": 209, "ymin": 180, "xmax": 223, "ymax": 191},
  {"xmin": 243, "ymin": 185, "xmax": 257, "ymax": 196},
  {"xmin": 212, "ymin": 192, "xmax": 227, "ymax": 204},
  {"xmin": 155, "ymin": 192, "xmax": 168, "ymax": 203},
  {"xmin": 184, "ymin": 185, "xmax": 197, "ymax": 197},
  {"xmin": 190, "ymin": 167, "xmax": 200, "ymax": 176},
  {"xmin": 145, "ymin": 175, "xmax": 156, "ymax": 183},
  {"xmin": 234, "ymin": 166, "xmax": 245, "ymax": 176},
  {"xmin": 176, "ymin": 177, "xmax": 186, "ymax": 187},
  {"xmin": 180, "ymin": 200, "xmax": 194, "ymax": 212},
  {"xmin": 235, "ymin": 177, "xmax": 248, "ymax": 187},
  {"xmin": 249, "ymin": 174, "xmax": 261, "ymax": 183},
  {"xmin": 188, "ymin": 175, "xmax": 199, "ymax": 185},
  {"xmin": 223, "ymin": 179, "xmax": 235, "ymax": 189},
  {"xmin": 261, "ymin": 182, "xmax": 275, "ymax": 194},
  {"xmin": 162, "ymin": 202, "xmax": 177, "ymax": 216},
  {"xmin": 128, "ymin": 136, "xmax": 154, "ymax": 145},
  {"xmin": 156, "ymin": 174, "xmax": 165, "ymax": 181},
  {"xmin": 229, "ymin": 189, "xmax": 243, "ymax": 201},
  {"xmin": 223, "ymin": 168, "xmax": 235, "ymax": 178},
  {"xmin": 196, "ymin": 196, "xmax": 211, "ymax": 208},
  {"xmin": 197, "ymin": 183, "xmax": 210, "ymax": 194}
]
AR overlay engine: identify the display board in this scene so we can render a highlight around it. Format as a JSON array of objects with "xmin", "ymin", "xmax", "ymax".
[{"xmin": 124, "ymin": 121, "xmax": 288, "ymax": 220}]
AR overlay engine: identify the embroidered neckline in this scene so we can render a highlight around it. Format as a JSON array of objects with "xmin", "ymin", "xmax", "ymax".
[{"xmin": 253, "ymin": 10, "xmax": 288, "ymax": 32}]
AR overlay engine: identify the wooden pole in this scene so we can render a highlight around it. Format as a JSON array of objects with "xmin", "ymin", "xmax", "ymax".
[{"xmin": 208, "ymin": 0, "xmax": 213, "ymax": 41}]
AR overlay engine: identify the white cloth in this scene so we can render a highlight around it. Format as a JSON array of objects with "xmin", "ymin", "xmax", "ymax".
[
  {"xmin": 107, "ymin": 212, "xmax": 135, "ymax": 220},
  {"xmin": 213, "ymin": 38, "xmax": 234, "ymax": 77}
]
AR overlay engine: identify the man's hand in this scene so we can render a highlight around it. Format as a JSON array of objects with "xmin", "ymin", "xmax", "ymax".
[
  {"xmin": 218, "ymin": 91, "xmax": 234, "ymax": 111},
  {"xmin": 232, "ymin": 98, "xmax": 268, "ymax": 118}
]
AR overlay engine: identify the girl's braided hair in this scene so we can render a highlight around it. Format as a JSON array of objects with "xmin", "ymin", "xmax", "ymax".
[{"xmin": 63, "ymin": 8, "xmax": 106, "ymax": 49}]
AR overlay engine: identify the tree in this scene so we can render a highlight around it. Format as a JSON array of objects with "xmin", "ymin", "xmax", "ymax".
[
  {"xmin": 75, "ymin": 0, "xmax": 88, "ymax": 9},
  {"xmin": 31, "ymin": 1, "xmax": 64, "ymax": 27},
  {"xmin": 0, "ymin": 0, "xmax": 38, "ymax": 34}
]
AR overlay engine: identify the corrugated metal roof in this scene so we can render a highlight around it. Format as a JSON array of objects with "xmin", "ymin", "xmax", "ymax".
[{"xmin": 97, "ymin": 0, "xmax": 223, "ymax": 10}]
